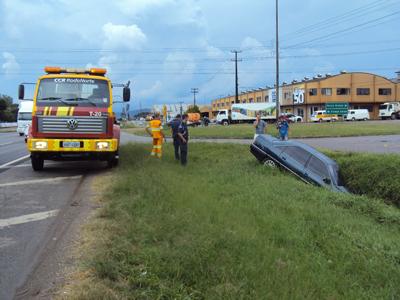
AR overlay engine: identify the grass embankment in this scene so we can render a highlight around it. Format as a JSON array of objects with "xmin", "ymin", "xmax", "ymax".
[
  {"xmin": 331, "ymin": 152, "xmax": 400, "ymax": 207},
  {"xmin": 68, "ymin": 143, "xmax": 400, "ymax": 299},
  {"xmin": 123, "ymin": 122, "xmax": 400, "ymax": 139},
  {"xmin": 0, "ymin": 127, "xmax": 16, "ymax": 133}
]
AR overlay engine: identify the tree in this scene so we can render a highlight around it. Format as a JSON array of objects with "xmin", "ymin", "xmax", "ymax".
[
  {"xmin": 0, "ymin": 94, "xmax": 17, "ymax": 122},
  {"xmin": 186, "ymin": 105, "xmax": 200, "ymax": 114}
]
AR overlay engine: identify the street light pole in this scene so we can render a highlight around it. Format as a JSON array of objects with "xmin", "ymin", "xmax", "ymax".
[
  {"xmin": 275, "ymin": 0, "xmax": 280, "ymax": 118},
  {"xmin": 191, "ymin": 88, "xmax": 199, "ymax": 107}
]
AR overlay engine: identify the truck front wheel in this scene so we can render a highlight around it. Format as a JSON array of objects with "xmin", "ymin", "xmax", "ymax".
[
  {"xmin": 391, "ymin": 114, "xmax": 396, "ymax": 120},
  {"xmin": 107, "ymin": 152, "xmax": 119, "ymax": 168},
  {"xmin": 31, "ymin": 155, "xmax": 44, "ymax": 171},
  {"xmin": 222, "ymin": 120, "xmax": 229, "ymax": 126}
]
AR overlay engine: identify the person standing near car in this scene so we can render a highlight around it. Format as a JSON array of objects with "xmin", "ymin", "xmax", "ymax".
[
  {"xmin": 253, "ymin": 112, "xmax": 267, "ymax": 140},
  {"xmin": 170, "ymin": 114, "xmax": 182, "ymax": 161},
  {"xmin": 177, "ymin": 114, "xmax": 189, "ymax": 166},
  {"xmin": 277, "ymin": 115, "xmax": 289, "ymax": 141}
]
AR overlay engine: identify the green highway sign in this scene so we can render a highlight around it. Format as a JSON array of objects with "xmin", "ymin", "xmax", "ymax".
[{"xmin": 326, "ymin": 102, "xmax": 349, "ymax": 115}]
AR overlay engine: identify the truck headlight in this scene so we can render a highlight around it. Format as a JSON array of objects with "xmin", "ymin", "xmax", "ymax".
[
  {"xmin": 33, "ymin": 141, "xmax": 48, "ymax": 150},
  {"xmin": 96, "ymin": 141, "xmax": 110, "ymax": 150}
]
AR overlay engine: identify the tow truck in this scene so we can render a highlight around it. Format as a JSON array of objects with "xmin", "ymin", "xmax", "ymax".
[{"xmin": 19, "ymin": 66, "xmax": 130, "ymax": 171}]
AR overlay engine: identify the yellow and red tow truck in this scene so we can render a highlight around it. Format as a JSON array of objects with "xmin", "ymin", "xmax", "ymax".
[{"xmin": 19, "ymin": 66, "xmax": 130, "ymax": 171}]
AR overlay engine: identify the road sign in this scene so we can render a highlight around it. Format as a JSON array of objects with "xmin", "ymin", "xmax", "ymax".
[{"xmin": 326, "ymin": 102, "xmax": 349, "ymax": 115}]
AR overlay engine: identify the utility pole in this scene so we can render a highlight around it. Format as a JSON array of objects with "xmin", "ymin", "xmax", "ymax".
[
  {"xmin": 231, "ymin": 50, "xmax": 242, "ymax": 104},
  {"xmin": 191, "ymin": 88, "xmax": 199, "ymax": 107},
  {"xmin": 178, "ymin": 101, "xmax": 184, "ymax": 115},
  {"xmin": 275, "ymin": 0, "xmax": 280, "ymax": 118}
]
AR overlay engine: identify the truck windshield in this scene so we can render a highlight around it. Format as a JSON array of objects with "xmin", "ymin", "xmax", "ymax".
[
  {"xmin": 18, "ymin": 112, "xmax": 32, "ymax": 120},
  {"xmin": 36, "ymin": 78, "xmax": 110, "ymax": 107},
  {"xmin": 379, "ymin": 104, "xmax": 388, "ymax": 110}
]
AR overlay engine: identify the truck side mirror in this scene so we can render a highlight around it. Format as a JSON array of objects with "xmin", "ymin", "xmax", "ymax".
[
  {"xmin": 123, "ymin": 87, "xmax": 131, "ymax": 102},
  {"xmin": 18, "ymin": 84, "xmax": 25, "ymax": 100}
]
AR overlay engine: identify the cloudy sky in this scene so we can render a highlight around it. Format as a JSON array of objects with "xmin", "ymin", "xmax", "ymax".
[{"xmin": 0, "ymin": 0, "xmax": 399, "ymax": 109}]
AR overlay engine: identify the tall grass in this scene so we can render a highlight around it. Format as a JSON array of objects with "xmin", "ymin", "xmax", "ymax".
[
  {"xmin": 68, "ymin": 143, "xmax": 400, "ymax": 299},
  {"xmin": 330, "ymin": 152, "xmax": 400, "ymax": 207}
]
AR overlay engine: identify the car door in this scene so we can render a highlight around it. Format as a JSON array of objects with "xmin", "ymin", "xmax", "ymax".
[
  {"xmin": 280, "ymin": 146, "xmax": 311, "ymax": 182},
  {"xmin": 304, "ymin": 155, "xmax": 332, "ymax": 188}
]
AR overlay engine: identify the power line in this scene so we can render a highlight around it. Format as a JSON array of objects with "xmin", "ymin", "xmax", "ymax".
[
  {"xmin": 284, "ymin": 9, "xmax": 400, "ymax": 49},
  {"xmin": 281, "ymin": 0, "xmax": 397, "ymax": 41}
]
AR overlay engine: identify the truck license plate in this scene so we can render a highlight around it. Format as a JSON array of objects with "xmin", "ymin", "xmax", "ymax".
[{"xmin": 62, "ymin": 141, "xmax": 81, "ymax": 148}]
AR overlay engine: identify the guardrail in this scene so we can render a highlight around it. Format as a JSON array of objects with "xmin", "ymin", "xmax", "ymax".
[{"xmin": 0, "ymin": 122, "xmax": 17, "ymax": 128}]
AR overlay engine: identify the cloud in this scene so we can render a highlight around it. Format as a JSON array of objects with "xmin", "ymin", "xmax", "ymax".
[
  {"xmin": 2, "ymin": 52, "xmax": 20, "ymax": 76},
  {"xmin": 116, "ymin": 0, "xmax": 174, "ymax": 16},
  {"xmin": 102, "ymin": 22, "xmax": 147, "ymax": 50}
]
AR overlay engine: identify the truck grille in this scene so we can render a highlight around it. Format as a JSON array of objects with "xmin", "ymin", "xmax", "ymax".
[{"xmin": 38, "ymin": 116, "xmax": 107, "ymax": 134}]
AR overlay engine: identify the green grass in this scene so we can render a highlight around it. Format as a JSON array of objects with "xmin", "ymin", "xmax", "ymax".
[
  {"xmin": 124, "ymin": 122, "xmax": 400, "ymax": 139},
  {"xmin": 68, "ymin": 143, "xmax": 400, "ymax": 299},
  {"xmin": 329, "ymin": 152, "xmax": 400, "ymax": 207},
  {"xmin": 0, "ymin": 127, "xmax": 16, "ymax": 133}
]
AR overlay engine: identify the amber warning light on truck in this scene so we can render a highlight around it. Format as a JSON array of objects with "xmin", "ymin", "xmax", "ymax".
[{"xmin": 44, "ymin": 66, "xmax": 107, "ymax": 76}]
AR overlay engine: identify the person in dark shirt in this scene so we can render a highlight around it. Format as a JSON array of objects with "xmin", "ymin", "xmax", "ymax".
[
  {"xmin": 177, "ymin": 114, "xmax": 189, "ymax": 166},
  {"xmin": 170, "ymin": 114, "xmax": 182, "ymax": 160}
]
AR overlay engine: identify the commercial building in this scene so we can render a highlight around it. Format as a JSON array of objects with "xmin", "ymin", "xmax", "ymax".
[{"xmin": 211, "ymin": 71, "xmax": 400, "ymax": 121}]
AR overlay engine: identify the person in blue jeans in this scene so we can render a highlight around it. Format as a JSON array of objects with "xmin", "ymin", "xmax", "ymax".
[{"xmin": 277, "ymin": 115, "xmax": 289, "ymax": 141}]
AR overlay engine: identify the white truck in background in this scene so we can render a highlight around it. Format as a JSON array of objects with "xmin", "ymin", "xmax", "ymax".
[
  {"xmin": 216, "ymin": 103, "xmax": 276, "ymax": 125},
  {"xmin": 17, "ymin": 100, "xmax": 33, "ymax": 136},
  {"xmin": 379, "ymin": 102, "xmax": 400, "ymax": 120}
]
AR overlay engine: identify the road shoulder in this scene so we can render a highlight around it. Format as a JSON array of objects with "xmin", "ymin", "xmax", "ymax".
[{"xmin": 13, "ymin": 172, "xmax": 107, "ymax": 299}]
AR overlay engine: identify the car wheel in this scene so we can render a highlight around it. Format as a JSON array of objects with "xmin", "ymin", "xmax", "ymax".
[
  {"xmin": 31, "ymin": 155, "xmax": 44, "ymax": 171},
  {"xmin": 352, "ymin": 117, "xmax": 356, "ymax": 121},
  {"xmin": 318, "ymin": 118, "xmax": 323, "ymax": 123},
  {"xmin": 297, "ymin": 118, "xmax": 302, "ymax": 122},
  {"xmin": 263, "ymin": 159, "xmax": 276, "ymax": 168},
  {"xmin": 363, "ymin": 118, "xmax": 368, "ymax": 121}
]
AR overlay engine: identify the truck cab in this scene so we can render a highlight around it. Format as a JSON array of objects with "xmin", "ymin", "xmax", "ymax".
[
  {"xmin": 216, "ymin": 109, "xmax": 230, "ymax": 125},
  {"xmin": 20, "ymin": 66, "xmax": 130, "ymax": 171},
  {"xmin": 17, "ymin": 100, "xmax": 33, "ymax": 136},
  {"xmin": 379, "ymin": 102, "xmax": 400, "ymax": 120}
]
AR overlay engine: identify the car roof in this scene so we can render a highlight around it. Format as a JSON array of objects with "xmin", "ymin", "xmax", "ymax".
[{"xmin": 257, "ymin": 135, "xmax": 337, "ymax": 166}]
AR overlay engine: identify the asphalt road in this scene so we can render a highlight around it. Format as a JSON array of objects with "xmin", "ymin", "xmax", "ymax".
[
  {"xmin": 0, "ymin": 132, "xmax": 106, "ymax": 300},
  {"xmin": 0, "ymin": 132, "xmax": 29, "ymax": 167}
]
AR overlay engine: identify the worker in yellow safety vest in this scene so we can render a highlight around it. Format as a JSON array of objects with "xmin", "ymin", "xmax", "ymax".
[{"xmin": 146, "ymin": 113, "xmax": 165, "ymax": 158}]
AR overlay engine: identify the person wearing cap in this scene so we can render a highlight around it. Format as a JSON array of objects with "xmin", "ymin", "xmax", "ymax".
[
  {"xmin": 177, "ymin": 114, "xmax": 189, "ymax": 166},
  {"xmin": 170, "ymin": 114, "xmax": 182, "ymax": 161}
]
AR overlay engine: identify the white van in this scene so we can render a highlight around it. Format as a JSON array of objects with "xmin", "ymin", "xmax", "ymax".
[
  {"xmin": 344, "ymin": 109, "xmax": 370, "ymax": 121},
  {"xmin": 17, "ymin": 100, "xmax": 33, "ymax": 136}
]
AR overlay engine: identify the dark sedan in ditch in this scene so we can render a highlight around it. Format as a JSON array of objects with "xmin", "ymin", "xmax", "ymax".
[{"xmin": 250, "ymin": 135, "xmax": 347, "ymax": 193}]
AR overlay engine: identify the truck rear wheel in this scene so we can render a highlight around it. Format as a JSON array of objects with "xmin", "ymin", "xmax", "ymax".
[
  {"xmin": 31, "ymin": 155, "xmax": 44, "ymax": 171},
  {"xmin": 391, "ymin": 114, "xmax": 396, "ymax": 120}
]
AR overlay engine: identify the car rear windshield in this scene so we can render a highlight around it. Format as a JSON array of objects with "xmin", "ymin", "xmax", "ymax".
[{"xmin": 283, "ymin": 146, "xmax": 311, "ymax": 165}]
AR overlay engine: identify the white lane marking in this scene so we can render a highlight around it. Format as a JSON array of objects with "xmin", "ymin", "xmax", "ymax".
[
  {"xmin": 0, "ymin": 210, "xmax": 59, "ymax": 229},
  {"xmin": 0, "ymin": 162, "xmax": 60, "ymax": 169},
  {"xmin": 0, "ymin": 154, "xmax": 30, "ymax": 169},
  {"xmin": 0, "ymin": 175, "xmax": 82, "ymax": 188},
  {"xmin": 0, "ymin": 141, "xmax": 14, "ymax": 147}
]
